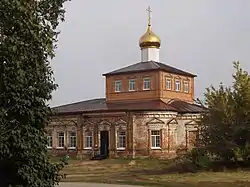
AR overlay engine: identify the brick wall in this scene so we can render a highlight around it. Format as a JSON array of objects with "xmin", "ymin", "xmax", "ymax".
[
  {"xmin": 105, "ymin": 70, "xmax": 195, "ymax": 103},
  {"xmin": 48, "ymin": 112, "xmax": 200, "ymax": 159},
  {"xmin": 105, "ymin": 71, "xmax": 160, "ymax": 102},
  {"xmin": 159, "ymin": 71, "xmax": 194, "ymax": 103}
]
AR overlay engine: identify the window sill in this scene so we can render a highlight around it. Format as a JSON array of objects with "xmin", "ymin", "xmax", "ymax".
[
  {"xmin": 56, "ymin": 147, "xmax": 64, "ymax": 149},
  {"xmin": 128, "ymin": 90, "xmax": 135, "ymax": 92},
  {"xmin": 117, "ymin": 148, "xmax": 125, "ymax": 150},
  {"xmin": 151, "ymin": 147, "xmax": 161, "ymax": 150},
  {"xmin": 84, "ymin": 147, "xmax": 92, "ymax": 150},
  {"xmin": 143, "ymin": 89, "xmax": 150, "ymax": 91},
  {"xmin": 68, "ymin": 147, "xmax": 76, "ymax": 150},
  {"xmin": 47, "ymin": 147, "xmax": 52, "ymax": 149}
]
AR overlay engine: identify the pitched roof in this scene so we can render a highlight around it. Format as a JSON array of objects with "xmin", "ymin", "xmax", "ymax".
[
  {"xmin": 103, "ymin": 61, "xmax": 196, "ymax": 77},
  {"xmin": 51, "ymin": 98, "xmax": 204, "ymax": 115},
  {"xmin": 51, "ymin": 98, "xmax": 107, "ymax": 114},
  {"xmin": 166, "ymin": 99, "xmax": 205, "ymax": 113}
]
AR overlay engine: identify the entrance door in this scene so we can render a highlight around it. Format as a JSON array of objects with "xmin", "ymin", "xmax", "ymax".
[{"xmin": 100, "ymin": 131, "xmax": 109, "ymax": 157}]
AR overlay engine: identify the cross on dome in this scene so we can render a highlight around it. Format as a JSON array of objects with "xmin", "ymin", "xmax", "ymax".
[
  {"xmin": 139, "ymin": 6, "xmax": 161, "ymax": 50},
  {"xmin": 146, "ymin": 6, "xmax": 152, "ymax": 26}
]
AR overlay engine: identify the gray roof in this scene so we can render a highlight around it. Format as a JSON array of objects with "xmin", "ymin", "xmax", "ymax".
[
  {"xmin": 51, "ymin": 98, "xmax": 205, "ymax": 115},
  {"xmin": 103, "ymin": 61, "xmax": 196, "ymax": 77}
]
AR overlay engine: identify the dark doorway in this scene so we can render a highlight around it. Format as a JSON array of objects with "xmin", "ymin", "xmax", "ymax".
[{"xmin": 100, "ymin": 131, "xmax": 109, "ymax": 158}]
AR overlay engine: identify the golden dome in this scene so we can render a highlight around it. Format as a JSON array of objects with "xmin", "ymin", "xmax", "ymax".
[
  {"xmin": 139, "ymin": 25, "xmax": 161, "ymax": 49},
  {"xmin": 139, "ymin": 6, "xmax": 161, "ymax": 49}
]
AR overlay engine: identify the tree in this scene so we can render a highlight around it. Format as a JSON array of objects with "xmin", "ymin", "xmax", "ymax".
[
  {"xmin": 0, "ymin": 0, "xmax": 69, "ymax": 186},
  {"xmin": 198, "ymin": 61, "xmax": 250, "ymax": 162}
]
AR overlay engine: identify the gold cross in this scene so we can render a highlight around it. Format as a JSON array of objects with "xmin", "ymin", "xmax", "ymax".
[{"xmin": 146, "ymin": 6, "xmax": 152, "ymax": 26}]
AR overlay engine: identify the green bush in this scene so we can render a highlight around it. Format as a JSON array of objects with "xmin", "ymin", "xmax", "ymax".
[{"xmin": 190, "ymin": 148, "xmax": 211, "ymax": 169}]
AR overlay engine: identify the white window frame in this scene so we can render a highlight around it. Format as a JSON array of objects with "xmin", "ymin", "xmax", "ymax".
[
  {"xmin": 175, "ymin": 80, "xmax": 181, "ymax": 92},
  {"xmin": 117, "ymin": 131, "xmax": 126, "ymax": 150},
  {"xmin": 143, "ymin": 78, "xmax": 151, "ymax": 90},
  {"xmin": 166, "ymin": 78, "xmax": 172, "ymax": 90},
  {"xmin": 183, "ymin": 81, "xmax": 189, "ymax": 93},
  {"xmin": 128, "ymin": 79, "xmax": 135, "ymax": 91},
  {"xmin": 68, "ymin": 131, "xmax": 77, "ymax": 149},
  {"xmin": 47, "ymin": 134, "xmax": 53, "ymax": 149},
  {"xmin": 114, "ymin": 80, "xmax": 122, "ymax": 92},
  {"xmin": 84, "ymin": 132, "xmax": 93, "ymax": 149},
  {"xmin": 57, "ymin": 132, "xmax": 65, "ymax": 149},
  {"xmin": 151, "ymin": 130, "xmax": 161, "ymax": 149}
]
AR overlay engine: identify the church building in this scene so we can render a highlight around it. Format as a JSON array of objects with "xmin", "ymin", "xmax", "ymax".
[{"xmin": 48, "ymin": 7, "xmax": 204, "ymax": 159}]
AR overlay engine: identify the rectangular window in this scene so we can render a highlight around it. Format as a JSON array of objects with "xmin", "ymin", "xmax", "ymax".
[
  {"xmin": 175, "ymin": 80, "xmax": 181, "ymax": 91},
  {"xmin": 69, "ymin": 132, "xmax": 77, "ymax": 148},
  {"xmin": 151, "ymin": 130, "xmax": 161, "ymax": 148},
  {"xmin": 183, "ymin": 81, "xmax": 189, "ymax": 93},
  {"xmin": 47, "ymin": 133, "xmax": 53, "ymax": 148},
  {"xmin": 58, "ymin": 132, "xmax": 64, "ymax": 148},
  {"xmin": 143, "ymin": 78, "xmax": 151, "ymax": 90},
  {"xmin": 118, "ymin": 131, "xmax": 126, "ymax": 149},
  {"xmin": 114, "ymin": 80, "xmax": 122, "ymax": 92},
  {"xmin": 128, "ymin": 79, "xmax": 135, "ymax": 91},
  {"xmin": 166, "ymin": 78, "xmax": 172, "ymax": 90},
  {"xmin": 188, "ymin": 130, "xmax": 199, "ymax": 147},
  {"xmin": 85, "ymin": 132, "xmax": 93, "ymax": 149}
]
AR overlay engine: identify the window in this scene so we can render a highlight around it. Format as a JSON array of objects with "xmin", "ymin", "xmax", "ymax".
[
  {"xmin": 118, "ymin": 131, "xmax": 126, "ymax": 149},
  {"xmin": 143, "ymin": 78, "xmax": 151, "ymax": 90},
  {"xmin": 166, "ymin": 78, "xmax": 172, "ymax": 90},
  {"xmin": 174, "ymin": 129, "xmax": 178, "ymax": 146},
  {"xmin": 151, "ymin": 130, "xmax": 161, "ymax": 148},
  {"xmin": 183, "ymin": 81, "xmax": 189, "ymax": 93},
  {"xmin": 47, "ymin": 133, "xmax": 53, "ymax": 148},
  {"xmin": 128, "ymin": 79, "xmax": 135, "ymax": 91},
  {"xmin": 115, "ymin": 80, "xmax": 122, "ymax": 92},
  {"xmin": 175, "ymin": 80, "xmax": 181, "ymax": 91},
  {"xmin": 188, "ymin": 130, "xmax": 199, "ymax": 147},
  {"xmin": 58, "ymin": 132, "xmax": 64, "ymax": 148},
  {"xmin": 69, "ymin": 132, "xmax": 77, "ymax": 148},
  {"xmin": 85, "ymin": 132, "xmax": 92, "ymax": 149}
]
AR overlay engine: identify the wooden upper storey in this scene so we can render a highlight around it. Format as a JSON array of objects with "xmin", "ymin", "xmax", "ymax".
[{"xmin": 103, "ymin": 61, "xmax": 196, "ymax": 103}]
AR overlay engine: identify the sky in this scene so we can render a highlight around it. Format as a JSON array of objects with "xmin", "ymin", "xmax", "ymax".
[{"xmin": 50, "ymin": 0, "xmax": 250, "ymax": 107}]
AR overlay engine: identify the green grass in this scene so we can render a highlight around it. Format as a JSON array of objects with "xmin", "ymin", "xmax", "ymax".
[{"xmin": 50, "ymin": 157, "xmax": 250, "ymax": 187}]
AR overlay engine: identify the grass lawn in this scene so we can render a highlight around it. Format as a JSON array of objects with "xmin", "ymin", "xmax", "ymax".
[{"xmin": 53, "ymin": 157, "xmax": 250, "ymax": 187}]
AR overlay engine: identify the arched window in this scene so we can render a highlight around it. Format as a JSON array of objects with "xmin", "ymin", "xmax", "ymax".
[
  {"xmin": 117, "ymin": 131, "xmax": 126, "ymax": 149},
  {"xmin": 57, "ymin": 132, "xmax": 65, "ymax": 148},
  {"xmin": 69, "ymin": 131, "xmax": 77, "ymax": 149},
  {"xmin": 151, "ymin": 130, "xmax": 161, "ymax": 148},
  {"xmin": 47, "ymin": 131, "xmax": 53, "ymax": 149},
  {"xmin": 85, "ymin": 131, "xmax": 93, "ymax": 149}
]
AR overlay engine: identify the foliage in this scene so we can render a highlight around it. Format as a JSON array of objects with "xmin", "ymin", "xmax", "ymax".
[
  {"xmin": 197, "ymin": 61, "xmax": 250, "ymax": 163},
  {"xmin": 0, "ymin": 0, "xmax": 69, "ymax": 186}
]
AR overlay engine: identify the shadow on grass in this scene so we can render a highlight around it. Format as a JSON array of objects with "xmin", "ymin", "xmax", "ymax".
[
  {"xmin": 114, "ymin": 181, "xmax": 250, "ymax": 187},
  {"xmin": 63, "ymin": 177, "xmax": 250, "ymax": 187},
  {"xmin": 125, "ymin": 158, "xmax": 250, "ymax": 177},
  {"xmin": 60, "ymin": 156, "xmax": 250, "ymax": 187}
]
